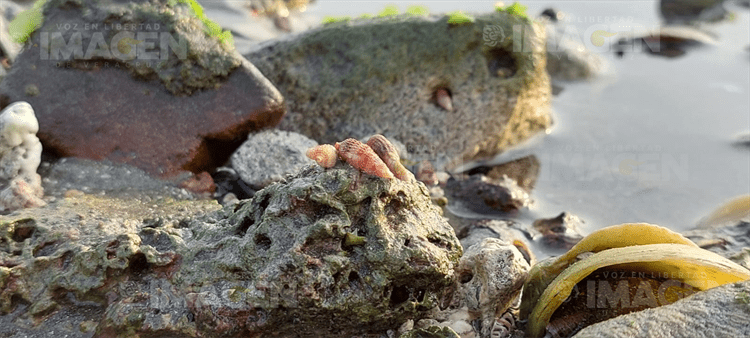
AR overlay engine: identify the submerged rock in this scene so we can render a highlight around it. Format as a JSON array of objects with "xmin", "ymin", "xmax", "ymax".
[
  {"xmin": 0, "ymin": 0, "xmax": 285, "ymax": 178},
  {"xmin": 660, "ymin": 0, "xmax": 729, "ymax": 24},
  {"xmin": 573, "ymin": 280, "xmax": 750, "ymax": 338},
  {"xmin": 0, "ymin": 161, "xmax": 462, "ymax": 337},
  {"xmin": 246, "ymin": 12, "xmax": 551, "ymax": 171},
  {"xmin": 465, "ymin": 155, "xmax": 540, "ymax": 191},
  {"xmin": 545, "ymin": 25, "xmax": 608, "ymax": 81},
  {"xmin": 446, "ymin": 174, "xmax": 532, "ymax": 214},
  {"xmin": 230, "ymin": 129, "xmax": 318, "ymax": 189},
  {"xmin": 532, "ymin": 212, "xmax": 585, "ymax": 250},
  {"xmin": 614, "ymin": 26, "xmax": 718, "ymax": 58}
]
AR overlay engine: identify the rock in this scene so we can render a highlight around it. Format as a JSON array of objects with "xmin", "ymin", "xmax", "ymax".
[
  {"xmin": 212, "ymin": 166, "xmax": 256, "ymax": 200},
  {"xmin": 539, "ymin": 8, "xmax": 565, "ymax": 22},
  {"xmin": 453, "ymin": 238, "xmax": 530, "ymax": 337},
  {"xmin": 733, "ymin": 131, "xmax": 750, "ymax": 148},
  {"xmin": 545, "ymin": 25, "xmax": 608, "ymax": 81},
  {"xmin": 39, "ymin": 157, "xmax": 194, "ymax": 200},
  {"xmin": 465, "ymin": 155, "xmax": 540, "ymax": 191},
  {"xmin": 445, "ymin": 174, "xmax": 532, "ymax": 214},
  {"xmin": 245, "ymin": 12, "xmax": 552, "ymax": 171},
  {"xmin": 684, "ymin": 220, "xmax": 750, "ymax": 269},
  {"xmin": 660, "ymin": 0, "xmax": 728, "ymax": 24},
  {"xmin": 0, "ymin": 0, "xmax": 285, "ymax": 178},
  {"xmin": 199, "ymin": 0, "xmax": 320, "ymax": 54},
  {"xmin": 0, "ymin": 101, "xmax": 44, "ymax": 212},
  {"xmin": 399, "ymin": 325, "xmax": 461, "ymax": 338},
  {"xmin": 456, "ymin": 219, "xmax": 534, "ymax": 264},
  {"xmin": 0, "ymin": 161, "xmax": 462, "ymax": 337},
  {"xmin": 532, "ymin": 212, "xmax": 585, "ymax": 250},
  {"xmin": 178, "ymin": 171, "xmax": 216, "ymax": 195},
  {"xmin": 0, "ymin": 0, "xmax": 22, "ymax": 62},
  {"xmin": 572, "ymin": 280, "xmax": 750, "ymax": 338},
  {"xmin": 414, "ymin": 160, "xmax": 438, "ymax": 186},
  {"xmin": 230, "ymin": 129, "xmax": 318, "ymax": 189},
  {"xmin": 614, "ymin": 26, "xmax": 718, "ymax": 58}
]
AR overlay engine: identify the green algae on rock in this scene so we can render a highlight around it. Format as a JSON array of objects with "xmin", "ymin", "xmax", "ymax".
[
  {"xmin": 1, "ymin": 163, "xmax": 462, "ymax": 337},
  {"xmin": 246, "ymin": 11, "xmax": 551, "ymax": 172},
  {"xmin": 19, "ymin": 0, "xmax": 240, "ymax": 96}
]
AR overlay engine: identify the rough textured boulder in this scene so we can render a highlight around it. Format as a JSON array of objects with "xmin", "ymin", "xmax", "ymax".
[
  {"xmin": 573, "ymin": 280, "xmax": 750, "ymax": 338},
  {"xmin": 0, "ymin": 0, "xmax": 285, "ymax": 177},
  {"xmin": 1, "ymin": 162, "xmax": 462, "ymax": 337},
  {"xmin": 245, "ymin": 12, "xmax": 552, "ymax": 171},
  {"xmin": 453, "ymin": 238, "xmax": 529, "ymax": 338},
  {"xmin": 230, "ymin": 129, "xmax": 317, "ymax": 189}
]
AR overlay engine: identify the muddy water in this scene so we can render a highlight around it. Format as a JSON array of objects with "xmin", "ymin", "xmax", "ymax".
[{"xmin": 301, "ymin": 1, "xmax": 750, "ymax": 241}]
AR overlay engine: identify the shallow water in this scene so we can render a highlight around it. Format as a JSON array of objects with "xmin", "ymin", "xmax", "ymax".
[{"xmin": 300, "ymin": 1, "xmax": 750, "ymax": 237}]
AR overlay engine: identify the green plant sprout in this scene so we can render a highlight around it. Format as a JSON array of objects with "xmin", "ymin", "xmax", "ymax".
[
  {"xmin": 406, "ymin": 5, "xmax": 429, "ymax": 17},
  {"xmin": 377, "ymin": 5, "xmax": 399, "ymax": 18},
  {"xmin": 322, "ymin": 16, "xmax": 352, "ymax": 25},
  {"xmin": 447, "ymin": 11, "xmax": 475, "ymax": 25},
  {"xmin": 8, "ymin": 0, "xmax": 47, "ymax": 43},
  {"xmin": 495, "ymin": 2, "xmax": 529, "ymax": 20},
  {"xmin": 170, "ymin": 0, "xmax": 234, "ymax": 47}
]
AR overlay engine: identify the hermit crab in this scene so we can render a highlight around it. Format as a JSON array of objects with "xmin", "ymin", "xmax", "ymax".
[{"xmin": 519, "ymin": 223, "xmax": 750, "ymax": 338}]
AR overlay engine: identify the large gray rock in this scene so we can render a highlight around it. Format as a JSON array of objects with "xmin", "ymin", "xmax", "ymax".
[
  {"xmin": 0, "ymin": 161, "xmax": 462, "ymax": 337},
  {"xmin": 573, "ymin": 280, "xmax": 750, "ymax": 338},
  {"xmin": 245, "ymin": 12, "xmax": 552, "ymax": 171},
  {"xmin": 229, "ymin": 129, "xmax": 317, "ymax": 189}
]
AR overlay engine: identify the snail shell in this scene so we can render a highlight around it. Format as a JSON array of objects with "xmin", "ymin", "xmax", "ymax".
[
  {"xmin": 366, "ymin": 135, "xmax": 414, "ymax": 181},
  {"xmin": 306, "ymin": 144, "xmax": 337, "ymax": 168},
  {"xmin": 435, "ymin": 88, "xmax": 453, "ymax": 111},
  {"xmin": 335, "ymin": 138, "xmax": 394, "ymax": 179}
]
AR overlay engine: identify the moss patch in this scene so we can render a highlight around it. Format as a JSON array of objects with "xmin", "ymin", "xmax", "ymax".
[
  {"xmin": 447, "ymin": 11, "xmax": 475, "ymax": 25},
  {"xmin": 8, "ymin": 0, "xmax": 47, "ymax": 43},
  {"xmin": 495, "ymin": 2, "xmax": 529, "ymax": 20},
  {"xmin": 169, "ymin": 0, "xmax": 234, "ymax": 47}
]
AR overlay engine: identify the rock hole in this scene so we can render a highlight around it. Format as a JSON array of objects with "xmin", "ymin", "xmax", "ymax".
[
  {"xmin": 427, "ymin": 235, "xmax": 451, "ymax": 250},
  {"xmin": 254, "ymin": 234, "xmax": 272, "ymax": 251},
  {"xmin": 33, "ymin": 241, "xmax": 58, "ymax": 257},
  {"xmin": 403, "ymin": 238, "xmax": 411, "ymax": 247},
  {"xmin": 416, "ymin": 289, "xmax": 426, "ymax": 302},
  {"xmin": 460, "ymin": 272, "xmax": 473, "ymax": 284},
  {"xmin": 9, "ymin": 294, "xmax": 30, "ymax": 312},
  {"xmin": 236, "ymin": 217, "xmax": 255, "ymax": 236},
  {"xmin": 386, "ymin": 198, "xmax": 402, "ymax": 215},
  {"xmin": 11, "ymin": 219, "xmax": 36, "ymax": 242},
  {"xmin": 348, "ymin": 271, "xmax": 360, "ymax": 283},
  {"xmin": 127, "ymin": 253, "xmax": 150, "ymax": 276},
  {"xmin": 258, "ymin": 194, "xmax": 271, "ymax": 211},
  {"xmin": 486, "ymin": 48, "xmax": 517, "ymax": 78},
  {"xmin": 61, "ymin": 251, "xmax": 73, "ymax": 270},
  {"xmin": 390, "ymin": 285, "xmax": 410, "ymax": 305}
]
